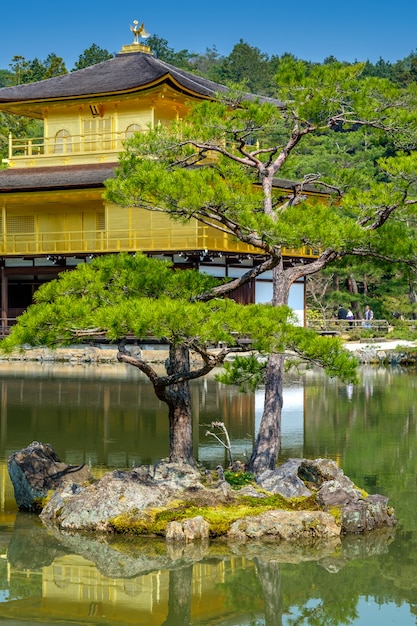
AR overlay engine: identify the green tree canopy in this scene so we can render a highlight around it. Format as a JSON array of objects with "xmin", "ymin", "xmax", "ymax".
[
  {"xmin": 209, "ymin": 40, "xmax": 275, "ymax": 96},
  {"xmin": 72, "ymin": 44, "xmax": 114, "ymax": 71},
  {"xmin": 105, "ymin": 62, "xmax": 417, "ymax": 472},
  {"xmin": 146, "ymin": 35, "xmax": 198, "ymax": 71},
  {"xmin": 7, "ymin": 53, "xmax": 67, "ymax": 84}
]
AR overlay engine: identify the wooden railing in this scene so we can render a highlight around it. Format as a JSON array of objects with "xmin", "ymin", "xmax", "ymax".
[
  {"xmin": 0, "ymin": 318, "xmax": 17, "ymax": 337},
  {"xmin": 0, "ymin": 226, "xmax": 320, "ymax": 258},
  {"xmin": 307, "ymin": 318, "xmax": 390, "ymax": 335},
  {"xmin": 8, "ymin": 130, "xmax": 133, "ymax": 159}
]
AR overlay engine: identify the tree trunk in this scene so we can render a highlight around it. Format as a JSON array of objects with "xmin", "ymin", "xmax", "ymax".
[
  {"xmin": 248, "ymin": 353, "xmax": 284, "ymax": 473},
  {"xmin": 409, "ymin": 278, "xmax": 417, "ymax": 319},
  {"xmin": 347, "ymin": 273, "xmax": 361, "ymax": 319},
  {"xmin": 248, "ymin": 263, "xmax": 289, "ymax": 474},
  {"xmin": 118, "ymin": 339, "xmax": 224, "ymax": 467},
  {"xmin": 363, "ymin": 274, "xmax": 369, "ymax": 296},
  {"xmin": 165, "ymin": 343, "xmax": 195, "ymax": 465}
]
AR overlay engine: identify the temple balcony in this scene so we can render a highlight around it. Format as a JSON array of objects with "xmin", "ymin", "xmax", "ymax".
[
  {"xmin": 0, "ymin": 223, "xmax": 319, "ymax": 258},
  {"xmin": 3, "ymin": 131, "xmax": 131, "ymax": 168},
  {"xmin": 3, "ymin": 132, "xmax": 262, "ymax": 169}
]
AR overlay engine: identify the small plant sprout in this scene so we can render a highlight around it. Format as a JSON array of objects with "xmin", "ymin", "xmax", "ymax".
[{"xmin": 205, "ymin": 421, "xmax": 233, "ymax": 467}]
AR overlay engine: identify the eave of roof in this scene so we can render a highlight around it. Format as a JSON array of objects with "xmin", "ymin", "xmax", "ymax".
[
  {"xmin": 0, "ymin": 163, "xmax": 332, "ymax": 198},
  {"xmin": 0, "ymin": 51, "xmax": 282, "ymax": 109},
  {"xmin": 0, "ymin": 163, "xmax": 117, "ymax": 193}
]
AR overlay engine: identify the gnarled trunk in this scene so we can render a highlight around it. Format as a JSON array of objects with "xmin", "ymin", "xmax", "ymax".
[
  {"xmin": 118, "ymin": 339, "xmax": 226, "ymax": 467},
  {"xmin": 248, "ymin": 352, "xmax": 284, "ymax": 473},
  {"xmin": 165, "ymin": 343, "xmax": 195, "ymax": 465},
  {"xmin": 248, "ymin": 263, "xmax": 289, "ymax": 474}
]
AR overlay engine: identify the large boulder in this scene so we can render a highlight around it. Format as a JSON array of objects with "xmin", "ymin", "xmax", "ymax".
[
  {"xmin": 298, "ymin": 457, "xmax": 354, "ymax": 489},
  {"xmin": 301, "ymin": 459, "xmax": 397, "ymax": 533},
  {"xmin": 166, "ymin": 516, "xmax": 210, "ymax": 542},
  {"xmin": 257, "ymin": 457, "xmax": 397, "ymax": 534},
  {"xmin": 227, "ymin": 510, "xmax": 340, "ymax": 542},
  {"xmin": 8, "ymin": 441, "xmax": 92, "ymax": 511},
  {"xmin": 40, "ymin": 460, "xmax": 231, "ymax": 532},
  {"xmin": 256, "ymin": 458, "xmax": 313, "ymax": 498}
]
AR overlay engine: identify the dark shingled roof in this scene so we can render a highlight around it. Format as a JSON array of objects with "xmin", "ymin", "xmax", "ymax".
[
  {"xmin": 0, "ymin": 162, "xmax": 331, "ymax": 198},
  {"xmin": 0, "ymin": 163, "xmax": 116, "ymax": 192},
  {"xmin": 0, "ymin": 51, "xmax": 282, "ymax": 106}
]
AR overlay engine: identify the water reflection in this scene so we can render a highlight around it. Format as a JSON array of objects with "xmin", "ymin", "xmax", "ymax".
[
  {"xmin": 0, "ymin": 511, "xmax": 399, "ymax": 625},
  {"xmin": 0, "ymin": 362, "xmax": 417, "ymax": 624},
  {"xmin": 0, "ymin": 361, "xmax": 257, "ymax": 499}
]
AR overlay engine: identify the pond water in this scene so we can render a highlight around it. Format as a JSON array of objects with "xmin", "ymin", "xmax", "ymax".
[{"xmin": 0, "ymin": 361, "xmax": 416, "ymax": 625}]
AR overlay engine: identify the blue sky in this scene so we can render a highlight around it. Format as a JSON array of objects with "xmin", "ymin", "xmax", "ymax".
[{"xmin": 1, "ymin": 0, "xmax": 417, "ymax": 70}]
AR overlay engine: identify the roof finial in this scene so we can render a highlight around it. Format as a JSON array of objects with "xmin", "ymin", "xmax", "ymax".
[{"xmin": 130, "ymin": 20, "xmax": 151, "ymax": 44}]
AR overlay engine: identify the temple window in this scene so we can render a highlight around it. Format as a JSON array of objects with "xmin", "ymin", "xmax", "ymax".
[
  {"xmin": 7, "ymin": 215, "xmax": 35, "ymax": 235},
  {"xmin": 54, "ymin": 129, "xmax": 72, "ymax": 154},
  {"xmin": 126, "ymin": 123, "xmax": 142, "ymax": 138},
  {"xmin": 83, "ymin": 117, "xmax": 112, "ymax": 151}
]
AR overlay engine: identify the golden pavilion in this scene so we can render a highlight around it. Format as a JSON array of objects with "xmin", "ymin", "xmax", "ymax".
[{"xmin": 0, "ymin": 22, "xmax": 320, "ymax": 330}]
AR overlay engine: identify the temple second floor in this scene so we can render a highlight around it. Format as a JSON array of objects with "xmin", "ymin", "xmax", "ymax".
[
  {"xmin": 2, "ymin": 87, "xmax": 185, "ymax": 169},
  {"xmin": 0, "ymin": 162, "xmax": 323, "ymax": 259},
  {"xmin": 0, "ymin": 191, "xmax": 318, "ymax": 260}
]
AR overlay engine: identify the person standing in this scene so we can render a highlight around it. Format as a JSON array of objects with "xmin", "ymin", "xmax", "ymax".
[
  {"xmin": 364, "ymin": 305, "xmax": 373, "ymax": 328},
  {"xmin": 337, "ymin": 305, "xmax": 347, "ymax": 320},
  {"xmin": 346, "ymin": 308, "xmax": 354, "ymax": 327}
]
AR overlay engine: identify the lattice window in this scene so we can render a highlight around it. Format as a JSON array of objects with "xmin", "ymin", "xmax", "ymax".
[
  {"xmin": 96, "ymin": 213, "xmax": 105, "ymax": 231},
  {"xmin": 7, "ymin": 215, "xmax": 35, "ymax": 234},
  {"xmin": 83, "ymin": 117, "xmax": 112, "ymax": 151}
]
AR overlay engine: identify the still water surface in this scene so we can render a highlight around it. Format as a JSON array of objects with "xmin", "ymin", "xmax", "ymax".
[{"xmin": 0, "ymin": 361, "xmax": 416, "ymax": 625}]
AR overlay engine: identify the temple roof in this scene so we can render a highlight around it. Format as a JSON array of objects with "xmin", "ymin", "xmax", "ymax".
[
  {"xmin": 0, "ymin": 162, "xmax": 327, "ymax": 197},
  {"xmin": 0, "ymin": 51, "xmax": 281, "ymax": 109},
  {"xmin": 0, "ymin": 163, "xmax": 117, "ymax": 192}
]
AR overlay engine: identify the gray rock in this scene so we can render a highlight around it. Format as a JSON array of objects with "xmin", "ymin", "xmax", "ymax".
[
  {"xmin": 8, "ymin": 443, "xmax": 395, "ymax": 541},
  {"xmin": 227, "ymin": 510, "xmax": 340, "ymax": 542},
  {"xmin": 166, "ymin": 516, "xmax": 210, "ymax": 542},
  {"xmin": 316, "ymin": 479, "xmax": 363, "ymax": 508},
  {"xmin": 237, "ymin": 485, "xmax": 268, "ymax": 498},
  {"xmin": 365, "ymin": 494, "xmax": 397, "ymax": 529},
  {"xmin": 8, "ymin": 441, "xmax": 92, "ymax": 511},
  {"xmin": 153, "ymin": 459, "xmax": 204, "ymax": 489},
  {"xmin": 298, "ymin": 458, "xmax": 353, "ymax": 489},
  {"xmin": 40, "ymin": 461, "xmax": 232, "ymax": 532},
  {"xmin": 316, "ymin": 480, "xmax": 397, "ymax": 533},
  {"xmin": 256, "ymin": 458, "xmax": 312, "ymax": 498},
  {"xmin": 41, "ymin": 468, "xmax": 180, "ymax": 531},
  {"xmin": 341, "ymin": 500, "xmax": 369, "ymax": 534}
]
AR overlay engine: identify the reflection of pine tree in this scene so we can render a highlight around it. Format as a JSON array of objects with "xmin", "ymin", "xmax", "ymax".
[
  {"xmin": 162, "ymin": 564, "xmax": 193, "ymax": 626},
  {"xmin": 254, "ymin": 558, "xmax": 283, "ymax": 626}
]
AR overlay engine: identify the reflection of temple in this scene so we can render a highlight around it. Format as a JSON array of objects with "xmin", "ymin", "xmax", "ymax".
[
  {"xmin": 0, "ymin": 523, "xmax": 403, "ymax": 625},
  {"xmin": 0, "ymin": 551, "xmax": 258, "ymax": 624}
]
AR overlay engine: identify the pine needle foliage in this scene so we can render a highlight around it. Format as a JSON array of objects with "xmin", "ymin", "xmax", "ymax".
[{"xmin": 0, "ymin": 252, "xmax": 358, "ymax": 384}]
